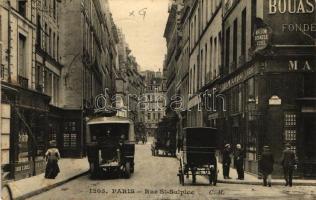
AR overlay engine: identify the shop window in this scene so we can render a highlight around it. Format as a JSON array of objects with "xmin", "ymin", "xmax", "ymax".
[
  {"xmin": 284, "ymin": 113, "xmax": 297, "ymax": 153},
  {"xmin": 246, "ymin": 121, "xmax": 257, "ymax": 160},
  {"xmin": 63, "ymin": 122, "xmax": 77, "ymax": 148}
]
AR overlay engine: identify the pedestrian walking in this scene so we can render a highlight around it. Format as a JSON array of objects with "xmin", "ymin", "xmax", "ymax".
[
  {"xmin": 260, "ymin": 145, "xmax": 274, "ymax": 187},
  {"xmin": 234, "ymin": 144, "xmax": 244, "ymax": 180},
  {"xmin": 44, "ymin": 140, "xmax": 61, "ymax": 179},
  {"xmin": 222, "ymin": 144, "xmax": 232, "ymax": 179},
  {"xmin": 281, "ymin": 143, "xmax": 297, "ymax": 187}
]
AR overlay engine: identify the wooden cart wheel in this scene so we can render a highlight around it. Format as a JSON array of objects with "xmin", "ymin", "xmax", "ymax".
[
  {"xmin": 90, "ymin": 162, "xmax": 99, "ymax": 179},
  {"xmin": 124, "ymin": 162, "xmax": 131, "ymax": 179},
  {"xmin": 213, "ymin": 172, "xmax": 217, "ymax": 186},
  {"xmin": 192, "ymin": 174, "xmax": 196, "ymax": 184},
  {"xmin": 191, "ymin": 167, "xmax": 196, "ymax": 184},
  {"xmin": 180, "ymin": 173, "xmax": 185, "ymax": 186},
  {"xmin": 179, "ymin": 158, "xmax": 185, "ymax": 185},
  {"xmin": 1, "ymin": 185, "xmax": 12, "ymax": 200}
]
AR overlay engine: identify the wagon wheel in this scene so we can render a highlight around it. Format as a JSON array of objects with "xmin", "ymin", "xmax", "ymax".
[
  {"xmin": 90, "ymin": 162, "xmax": 99, "ymax": 179},
  {"xmin": 213, "ymin": 169, "xmax": 218, "ymax": 186},
  {"xmin": 178, "ymin": 158, "xmax": 185, "ymax": 185},
  {"xmin": 124, "ymin": 162, "xmax": 131, "ymax": 179},
  {"xmin": 191, "ymin": 167, "xmax": 196, "ymax": 184}
]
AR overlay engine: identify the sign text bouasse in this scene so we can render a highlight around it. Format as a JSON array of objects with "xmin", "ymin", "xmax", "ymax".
[{"xmin": 269, "ymin": 0, "xmax": 316, "ymax": 14}]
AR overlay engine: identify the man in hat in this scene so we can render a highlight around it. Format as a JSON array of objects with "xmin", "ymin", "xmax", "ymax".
[
  {"xmin": 260, "ymin": 145, "xmax": 274, "ymax": 187},
  {"xmin": 222, "ymin": 144, "xmax": 232, "ymax": 179},
  {"xmin": 234, "ymin": 144, "xmax": 244, "ymax": 180},
  {"xmin": 281, "ymin": 143, "xmax": 297, "ymax": 187}
]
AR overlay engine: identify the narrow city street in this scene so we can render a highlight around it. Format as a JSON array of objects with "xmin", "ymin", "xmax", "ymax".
[{"xmin": 27, "ymin": 139, "xmax": 316, "ymax": 200}]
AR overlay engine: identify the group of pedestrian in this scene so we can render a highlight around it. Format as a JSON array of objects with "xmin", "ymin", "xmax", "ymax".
[
  {"xmin": 222, "ymin": 144, "xmax": 244, "ymax": 180},
  {"xmin": 222, "ymin": 143, "xmax": 297, "ymax": 187}
]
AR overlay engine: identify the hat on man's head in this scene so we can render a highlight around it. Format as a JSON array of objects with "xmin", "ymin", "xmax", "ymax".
[
  {"xmin": 236, "ymin": 144, "xmax": 241, "ymax": 149},
  {"xmin": 263, "ymin": 145, "xmax": 270, "ymax": 149},
  {"xmin": 225, "ymin": 144, "xmax": 230, "ymax": 148}
]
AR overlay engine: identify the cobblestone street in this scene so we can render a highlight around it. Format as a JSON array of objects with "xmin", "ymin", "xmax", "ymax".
[{"xmin": 27, "ymin": 141, "xmax": 316, "ymax": 200}]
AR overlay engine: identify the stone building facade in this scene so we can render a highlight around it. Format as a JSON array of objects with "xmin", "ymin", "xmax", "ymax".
[
  {"xmin": 164, "ymin": 0, "xmax": 316, "ymax": 177},
  {"xmin": 0, "ymin": 0, "xmax": 120, "ymax": 181}
]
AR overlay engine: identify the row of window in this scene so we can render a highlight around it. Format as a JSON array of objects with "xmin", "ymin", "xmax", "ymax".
[
  {"xmin": 190, "ymin": 0, "xmax": 221, "ymax": 49},
  {"xmin": 35, "ymin": 65, "xmax": 60, "ymax": 106},
  {"xmin": 36, "ymin": 15, "xmax": 59, "ymax": 61},
  {"xmin": 225, "ymin": 8, "xmax": 248, "ymax": 73}
]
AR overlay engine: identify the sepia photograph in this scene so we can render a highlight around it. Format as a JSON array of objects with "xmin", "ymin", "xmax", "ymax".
[{"xmin": 0, "ymin": 0, "xmax": 315, "ymax": 199}]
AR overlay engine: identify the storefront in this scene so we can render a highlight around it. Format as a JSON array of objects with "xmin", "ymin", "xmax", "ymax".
[
  {"xmin": 1, "ymin": 82, "xmax": 51, "ymax": 180},
  {"xmin": 210, "ymin": 56, "xmax": 316, "ymax": 177}
]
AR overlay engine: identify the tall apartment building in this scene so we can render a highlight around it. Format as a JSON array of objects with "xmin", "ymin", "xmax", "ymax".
[
  {"xmin": 187, "ymin": 0, "xmax": 222, "ymax": 128},
  {"xmin": 166, "ymin": 0, "xmax": 316, "ymax": 177},
  {"xmin": 215, "ymin": 0, "xmax": 316, "ymax": 177},
  {"xmin": 141, "ymin": 71, "xmax": 166, "ymax": 136},
  {"xmin": 175, "ymin": 0, "xmax": 192, "ymax": 134},
  {"xmin": 116, "ymin": 28, "xmax": 145, "ymax": 123},
  {"xmin": 0, "ymin": 0, "xmax": 120, "ymax": 181},
  {"xmin": 1, "ymin": 0, "xmax": 43, "ymax": 180}
]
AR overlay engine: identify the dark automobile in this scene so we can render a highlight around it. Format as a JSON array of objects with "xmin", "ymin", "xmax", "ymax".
[
  {"xmin": 86, "ymin": 116, "xmax": 135, "ymax": 179},
  {"xmin": 178, "ymin": 127, "xmax": 218, "ymax": 185}
]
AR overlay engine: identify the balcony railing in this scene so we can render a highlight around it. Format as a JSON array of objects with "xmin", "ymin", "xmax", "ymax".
[{"xmin": 18, "ymin": 75, "xmax": 28, "ymax": 89}]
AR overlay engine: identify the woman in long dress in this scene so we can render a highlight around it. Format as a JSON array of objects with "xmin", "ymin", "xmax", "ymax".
[{"xmin": 45, "ymin": 140, "xmax": 61, "ymax": 179}]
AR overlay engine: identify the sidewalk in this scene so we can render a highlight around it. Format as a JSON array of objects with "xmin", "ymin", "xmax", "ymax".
[
  {"xmin": 175, "ymin": 153, "xmax": 316, "ymax": 186},
  {"xmin": 215, "ymin": 162, "xmax": 316, "ymax": 186},
  {"xmin": 4, "ymin": 158, "xmax": 89, "ymax": 200}
]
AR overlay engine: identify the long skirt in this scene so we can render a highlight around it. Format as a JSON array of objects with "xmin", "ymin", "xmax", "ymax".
[{"xmin": 45, "ymin": 159, "xmax": 60, "ymax": 179}]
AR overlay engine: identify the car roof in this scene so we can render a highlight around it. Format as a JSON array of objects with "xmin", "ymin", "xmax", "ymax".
[{"xmin": 87, "ymin": 116, "xmax": 133, "ymax": 125}]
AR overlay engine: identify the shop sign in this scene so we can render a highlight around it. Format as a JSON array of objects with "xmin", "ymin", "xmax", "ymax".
[
  {"xmin": 289, "ymin": 60, "xmax": 313, "ymax": 71},
  {"xmin": 15, "ymin": 163, "xmax": 31, "ymax": 172},
  {"xmin": 254, "ymin": 27, "xmax": 271, "ymax": 52},
  {"xmin": 269, "ymin": 95, "xmax": 282, "ymax": 105},
  {"xmin": 264, "ymin": 0, "xmax": 316, "ymax": 45},
  {"xmin": 219, "ymin": 66, "xmax": 256, "ymax": 92}
]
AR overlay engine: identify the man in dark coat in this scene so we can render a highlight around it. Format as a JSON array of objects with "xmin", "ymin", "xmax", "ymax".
[
  {"xmin": 234, "ymin": 144, "xmax": 244, "ymax": 180},
  {"xmin": 281, "ymin": 143, "xmax": 297, "ymax": 187},
  {"xmin": 222, "ymin": 144, "xmax": 232, "ymax": 179},
  {"xmin": 260, "ymin": 146, "xmax": 274, "ymax": 187}
]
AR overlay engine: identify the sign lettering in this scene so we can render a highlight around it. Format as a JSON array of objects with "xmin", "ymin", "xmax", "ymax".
[
  {"xmin": 269, "ymin": 0, "xmax": 316, "ymax": 14},
  {"xmin": 289, "ymin": 60, "xmax": 312, "ymax": 71}
]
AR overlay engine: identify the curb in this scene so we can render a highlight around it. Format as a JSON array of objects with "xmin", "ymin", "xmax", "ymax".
[
  {"xmin": 174, "ymin": 155, "xmax": 316, "ymax": 187},
  {"xmin": 12, "ymin": 171, "xmax": 89, "ymax": 200},
  {"xmin": 216, "ymin": 179, "xmax": 316, "ymax": 186}
]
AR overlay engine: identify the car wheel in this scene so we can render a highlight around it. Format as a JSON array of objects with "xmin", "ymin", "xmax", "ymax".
[{"xmin": 124, "ymin": 162, "xmax": 131, "ymax": 179}]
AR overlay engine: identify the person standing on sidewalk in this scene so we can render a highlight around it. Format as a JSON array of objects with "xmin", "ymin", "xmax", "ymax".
[
  {"xmin": 260, "ymin": 145, "xmax": 274, "ymax": 187},
  {"xmin": 234, "ymin": 144, "xmax": 244, "ymax": 180},
  {"xmin": 222, "ymin": 144, "xmax": 232, "ymax": 179},
  {"xmin": 44, "ymin": 140, "xmax": 61, "ymax": 179},
  {"xmin": 281, "ymin": 143, "xmax": 297, "ymax": 187}
]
